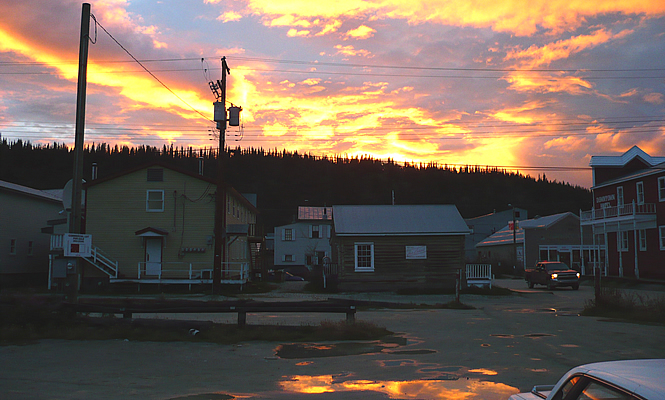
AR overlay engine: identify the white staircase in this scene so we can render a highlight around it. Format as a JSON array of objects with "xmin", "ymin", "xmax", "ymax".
[{"xmin": 50, "ymin": 234, "xmax": 119, "ymax": 278}]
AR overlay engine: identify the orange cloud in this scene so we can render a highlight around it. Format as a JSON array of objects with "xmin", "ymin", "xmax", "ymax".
[
  {"xmin": 241, "ymin": 0, "xmax": 665, "ymax": 36},
  {"xmin": 344, "ymin": 25, "xmax": 376, "ymax": 40},
  {"xmin": 505, "ymin": 29, "xmax": 633, "ymax": 68}
]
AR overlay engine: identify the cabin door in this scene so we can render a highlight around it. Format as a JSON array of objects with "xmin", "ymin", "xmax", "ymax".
[{"xmin": 145, "ymin": 238, "xmax": 163, "ymax": 276}]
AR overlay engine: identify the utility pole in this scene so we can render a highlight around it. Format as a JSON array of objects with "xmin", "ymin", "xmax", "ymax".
[
  {"xmin": 66, "ymin": 2, "xmax": 91, "ymax": 301},
  {"xmin": 212, "ymin": 57, "xmax": 230, "ymax": 294}
]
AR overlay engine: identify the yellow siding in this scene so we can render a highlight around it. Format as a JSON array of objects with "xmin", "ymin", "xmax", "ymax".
[{"xmin": 85, "ymin": 167, "xmax": 255, "ymax": 278}]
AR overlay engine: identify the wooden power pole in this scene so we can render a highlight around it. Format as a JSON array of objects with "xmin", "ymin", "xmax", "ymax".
[
  {"xmin": 66, "ymin": 2, "xmax": 91, "ymax": 301},
  {"xmin": 212, "ymin": 57, "xmax": 230, "ymax": 294}
]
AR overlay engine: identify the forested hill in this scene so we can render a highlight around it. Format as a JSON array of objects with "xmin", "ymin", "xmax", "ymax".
[{"xmin": 0, "ymin": 139, "xmax": 592, "ymax": 229}]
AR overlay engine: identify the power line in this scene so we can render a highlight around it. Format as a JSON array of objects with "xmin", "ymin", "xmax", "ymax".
[{"xmin": 90, "ymin": 15, "xmax": 212, "ymax": 123}]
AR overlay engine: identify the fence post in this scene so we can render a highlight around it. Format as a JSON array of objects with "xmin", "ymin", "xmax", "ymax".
[
  {"xmin": 455, "ymin": 269, "xmax": 461, "ymax": 303},
  {"xmin": 594, "ymin": 266, "xmax": 601, "ymax": 302}
]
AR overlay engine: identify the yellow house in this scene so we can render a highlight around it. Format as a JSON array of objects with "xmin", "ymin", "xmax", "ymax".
[{"xmin": 71, "ymin": 162, "xmax": 258, "ymax": 289}]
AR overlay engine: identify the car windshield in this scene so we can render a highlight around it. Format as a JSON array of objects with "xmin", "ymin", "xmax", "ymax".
[{"xmin": 545, "ymin": 263, "xmax": 569, "ymax": 272}]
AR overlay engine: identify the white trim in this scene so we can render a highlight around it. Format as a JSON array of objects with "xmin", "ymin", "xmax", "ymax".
[
  {"xmin": 354, "ymin": 242, "xmax": 374, "ymax": 272},
  {"xmin": 617, "ymin": 231, "xmax": 629, "ymax": 252},
  {"xmin": 636, "ymin": 181, "xmax": 645, "ymax": 205},
  {"xmin": 659, "ymin": 177, "xmax": 665, "ymax": 202},
  {"xmin": 617, "ymin": 186, "xmax": 624, "ymax": 207},
  {"xmin": 146, "ymin": 190, "xmax": 164, "ymax": 212},
  {"xmin": 660, "ymin": 226, "xmax": 665, "ymax": 251},
  {"xmin": 638, "ymin": 229, "xmax": 647, "ymax": 251}
]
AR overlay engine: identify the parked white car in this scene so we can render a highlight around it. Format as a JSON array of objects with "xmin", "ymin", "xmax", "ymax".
[{"xmin": 508, "ymin": 359, "xmax": 665, "ymax": 400}]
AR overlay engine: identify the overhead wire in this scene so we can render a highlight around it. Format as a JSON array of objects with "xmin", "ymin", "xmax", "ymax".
[{"xmin": 89, "ymin": 14, "xmax": 212, "ymax": 123}]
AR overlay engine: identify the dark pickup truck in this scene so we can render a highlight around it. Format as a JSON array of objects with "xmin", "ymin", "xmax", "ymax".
[{"xmin": 525, "ymin": 261, "xmax": 580, "ymax": 290}]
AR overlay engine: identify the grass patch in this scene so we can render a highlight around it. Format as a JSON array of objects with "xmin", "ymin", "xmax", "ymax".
[
  {"xmin": 0, "ymin": 294, "xmax": 391, "ymax": 345},
  {"xmin": 581, "ymin": 287, "xmax": 665, "ymax": 324}
]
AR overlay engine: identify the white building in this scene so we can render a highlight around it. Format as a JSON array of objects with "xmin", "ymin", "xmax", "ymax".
[{"xmin": 274, "ymin": 206, "xmax": 333, "ymax": 272}]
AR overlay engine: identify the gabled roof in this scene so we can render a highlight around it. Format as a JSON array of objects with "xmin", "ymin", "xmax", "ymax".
[
  {"xmin": 298, "ymin": 206, "xmax": 333, "ymax": 221},
  {"xmin": 589, "ymin": 145, "xmax": 665, "ymax": 168},
  {"xmin": 519, "ymin": 212, "xmax": 578, "ymax": 229},
  {"xmin": 333, "ymin": 205, "xmax": 470, "ymax": 236},
  {"xmin": 0, "ymin": 180, "xmax": 62, "ymax": 203},
  {"xmin": 476, "ymin": 212, "xmax": 576, "ymax": 247},
  {"xmin": 84, "ymin": 161, "xmax": 258, "ymax": 214}
]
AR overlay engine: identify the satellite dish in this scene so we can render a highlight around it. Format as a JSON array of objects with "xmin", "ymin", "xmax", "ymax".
[{"xmin": 62, "ymin": 179, "xmax": 86, "ymax": 210}]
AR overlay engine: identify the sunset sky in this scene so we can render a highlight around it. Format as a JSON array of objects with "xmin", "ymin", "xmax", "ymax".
[{"xmin": 1, "ymin": 0, "xmax": 664, "ymax": 187}]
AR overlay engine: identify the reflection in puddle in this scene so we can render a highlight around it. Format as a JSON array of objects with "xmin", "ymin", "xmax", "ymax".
[
  {"xmin": 280, "ymin": 375, "xmax": 519, "ymax": 399},
  {"xmin": 276, "ymin": 342, "xmax": 388, "ymax": 358},
  {"xmin": 167, "ymin": 394, "xmax": 233, "ymax": 400},
  {"xmin": 469, "ymin": 368, "xmax": 499, "ymax": 376}
]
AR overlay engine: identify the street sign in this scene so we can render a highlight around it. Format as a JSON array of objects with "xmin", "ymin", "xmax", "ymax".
[{"xmin": 63, "ymin": 233, "xmax": 92, "ymax": 257}]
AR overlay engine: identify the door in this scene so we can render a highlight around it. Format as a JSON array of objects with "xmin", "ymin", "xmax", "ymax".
[{"xmin": 145, "ymin": 238, "xmax": 163, "ymax": 276}]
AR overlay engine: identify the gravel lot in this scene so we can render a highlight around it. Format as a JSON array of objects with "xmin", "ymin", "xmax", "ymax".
[{"xmin": 2, "ymin": 279, "xmax": 664, "ymax": 399}]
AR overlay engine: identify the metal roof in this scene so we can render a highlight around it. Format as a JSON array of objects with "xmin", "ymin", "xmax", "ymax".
[
  {"xmin": 332, "ymin": 205, "xmax": 470, "ymax": 236},
  {"xmin": 0, "ymin": 180, "xmax": 62, "ymax": 203},
  {"xmin": 589, "ymin": 145, "xmax": 665, "ymax": 167},
  {"xmin": 298, "ymin": 206, "xmax": 333, "ymax": 221},
  {"xmin": 476, "ymin": 212, "xmax": 576, "ymax": 247}
]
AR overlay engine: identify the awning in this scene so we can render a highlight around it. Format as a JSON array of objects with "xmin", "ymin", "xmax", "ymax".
[{"xmin": 135, "ymin": 227, "xmax": 169, "ymax": 237}]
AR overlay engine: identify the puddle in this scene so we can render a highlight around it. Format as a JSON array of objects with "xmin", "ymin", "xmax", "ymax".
[
  {"xmin": 276, "ymin": 342, "xmax": 389, "ymax": 358},
  {"xmin": 385, "ymin": 349, "xmax": 437, "ymax": 355},
  {"xmin": 280, "ymin": 374, "xmax": 519, "ymax": 399},
  {"xmin": 490, "ymin": 334, "xmax": 515, "ymax": 338},
  {"xmin": 523, "ymin": 333, "xmax": 555, "ymax": 338},
  {"xmin": 167, "ymin": 394, "xmax": 233, "ymax": 400},
  {"xmin": 276, "ymin": 335, "xmax": 418, "ymax": 359}
]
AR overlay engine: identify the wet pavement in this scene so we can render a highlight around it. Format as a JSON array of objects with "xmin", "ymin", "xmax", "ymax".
[{"xmin": 2, "ymin": 279, "xmax": 665, "ymax": 399}]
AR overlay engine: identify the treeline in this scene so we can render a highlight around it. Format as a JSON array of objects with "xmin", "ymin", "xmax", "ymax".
[{"xmin": 0, "ymin": 139, "xmax": 592, "ymax": 229}]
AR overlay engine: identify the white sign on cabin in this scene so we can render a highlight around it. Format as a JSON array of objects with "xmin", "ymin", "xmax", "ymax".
[
  {"xmin": 63, "ymin": 233, "xmax": 92, "ymax": 257},
  {"xmin": 406, "ymin": 245, "xmax": 427, "ymax": 260}
]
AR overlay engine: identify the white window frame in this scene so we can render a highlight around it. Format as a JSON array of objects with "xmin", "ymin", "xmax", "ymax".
[
  {"xmin": 354, "ymin": 242, "xmax": 374, "ymax": 272},
  {"xmin": 660, "ymin": 226, "xmax": 665, "ymax": 251},
  {"xmin": 636, "ymin": 181, "xmax": 645, "ymax": 205},
  {"xmin": 146, "ymin": 190, "xmax": 165, "ymax": 212},
  {"xmin": 617, "ymin": 231, "xmax": 629, "ymax": 251},
  {"xmin": 310, "ymin": 224, "xmax": 320, "ymax": 239},
  {"xmin": 639, "ymin": 229, "xmax": 647, "ymax": 251},
  {"xmin": 281, "ymin": 228, "xmax": 295, "ymax": 241},
  {"xmin": 617, "ymin": 186, "xmax": 624, "ymax": 207},
  {"xmin": 659, "ymin": 177, "xmax": 665, "ymax": 202}
]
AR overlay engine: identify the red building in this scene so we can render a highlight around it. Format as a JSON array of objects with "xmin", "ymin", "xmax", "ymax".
[{"xmin": 581, "ymin": 146, "xmax": 665, "ymax": 280}]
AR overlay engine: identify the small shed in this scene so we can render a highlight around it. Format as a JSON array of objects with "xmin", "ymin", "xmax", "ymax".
[{"xmin": 331, "ymin": 205, "xmax": 470, "ymax": 291}]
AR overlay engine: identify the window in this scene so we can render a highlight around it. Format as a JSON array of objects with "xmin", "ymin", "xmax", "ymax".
[
  {"xmin": 310, "ymin": 225, "xmax": 320, "ymax": 238},
  {"xmin": 354, "ymin": 242, "xmax": 374, "ymax": 272},
  {"xmin": 660, "ymin": 226, "xmax": 665, "ymax": 250},
  {"xmin": 283, "ymin": 254, "xmax": 295, "ymax": 262},
  {"xmin": 659, "ymin": 177, "xmax": 665, "ymax": 202},
  {"xmin": 639, "ymin": 230, "xmax": 647, "ymax": 251},
  {"xmin": 27, "ymin": 241, "xmax": 34, "ymax": 256},
  {"xmin": 282, "ymin": 228, "xmax": 295, "ymax": 241},
  {"xmin": 617, "ymin": 186, "xmax": 624, "ymax": 207},
  {"xmin": 636, "ymin": 181, "xmax": 644, "ymax": 205},
  {"xmin": 9, "ymin": 239, "xmax": 16, "ymax": 255},
  {"xmin": 574, "ymin": 380, "xmax": 634, "ymax": 400},
  {"xmin": 147, "ymin": 168, "xmax": 163, "ymax": 182},
  {"xmin": 146, "ymin": 190, "xmax": 165, "ymax": 212},
  {"xmin": 617, "ymin": 231, "xmax": 629, "ymax": 251}
]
